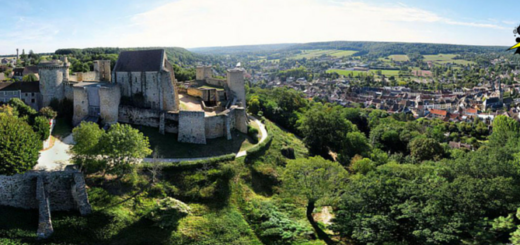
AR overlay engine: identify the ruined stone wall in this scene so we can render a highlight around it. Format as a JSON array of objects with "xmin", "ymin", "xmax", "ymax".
[
  {"xmin": 64, "ymin": 83, "xmax": 74, "ymax": 100},
  {"xmin": 227, "ymin": 69, "xmax": 246, "ymax": 107},
  {"xmin": 206, "ymin": 78, "xmax": 227, "ymax": 87},
  {"xmin": 178, "ymin": 111, "xmax": 206, "ymax": 144},
  {"xmin": 115, "ymin": 71, "xmax": 178, "ymax": 111},
  {"xmin": 99, "ymin": 85, "xmax": 121, "ymax": 125},
  {"xmin": 73, "ymin": 87, "xmax": 88, "ymax": 126},
  {"xmin": 93, "ymin": 60, "xmax": 111, "ymax": 82},
  {"xmin": 39, "ymin": 67, "xmax": 65, "ymax": 106},
  {"xmin": 0, "ymin": 171, "xmax": 88, "ymax": 211},
  {"xmin": 205, "ymin": 115, "xmax": 227, "ymax": 139},
  {"xmin": 233, "ymin": 107, "xmax": 248, "ymax": 134},
  {"xmin": 165, "ymin": 112, "xmax": 179, "ymax": 133},
  {"xmin": 78, "ymin": 72, "xmax": 98, "ymax": 82},
  {"xmin": 187, "ymin": 87, "xmax": 203, "ymax": 98},
  {"xmin": 160, "ymin": 70, "xmax": 178, "ymax": 111},
  {"xmin": 118, "ymin": 105, "xmax": 161, "ymax": 128}
]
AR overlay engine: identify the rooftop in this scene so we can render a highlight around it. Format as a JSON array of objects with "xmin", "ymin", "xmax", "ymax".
[{"xmin": 114, "ymin": 49, "xmax": 165, "ymax": 72}]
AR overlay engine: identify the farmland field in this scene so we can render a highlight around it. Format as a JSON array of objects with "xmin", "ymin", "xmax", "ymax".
[
  {"xmin": 388, "ymin": 55, "xmax": 410, "ymax": 61},
  {"xmin": 423, "ymin": 54, "xmax": 474, "ymax": 65},
  {"xmin": 291, "ymin": 49, "xmax": 357, "ymax": 59},
  {"xmin": 327, "ymin": 69, "xmax": 400, "ymax": 76}
]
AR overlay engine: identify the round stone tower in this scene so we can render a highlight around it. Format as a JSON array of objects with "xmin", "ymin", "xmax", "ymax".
[
  {"xmin": 227, "ymin": 68, "xmax": 246, "ymax": 107},
  {"xmin": 38, "ymin": 57, "xmax": 70, "ymax": 106}
]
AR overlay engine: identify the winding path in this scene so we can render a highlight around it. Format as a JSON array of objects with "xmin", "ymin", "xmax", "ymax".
[
  {"xmin": 33, "ymin": 116, "xmax": 268, "ymax": 168},
  {"xmin": 34, "ymin": 134, "xmax": 74, "ymax": 171},
  {"xmin": 143, "ymin": 115, "xmax": 268, "ymax": 162}
]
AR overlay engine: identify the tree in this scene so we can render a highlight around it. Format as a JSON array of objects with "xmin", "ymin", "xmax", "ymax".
[
  {"xmin": 283, "ymin": 156, "xmax": 348, "ymax": 243},
  {"xmin": 71, "ymin": 122, "xmax": 105, "ymax": 173},
  {"xmin": 0, "ymin": 115, "xmax": 40, "ymax": 175},
  {"xmin": 299, "ymin": 104, "xmax": 355, "ymax": 158},
  {"xmin": 99, "ymin": 124, "xmax": 152, "ymax": 178},
  {"xmin": 22, "ymin": 74, "xmax": 38, "ymax": 82},
  {"xmin": 248, "ymin": 95, "xmax": 261, "ymax": 115},
  {"xmin": 8, "ymin": 98, "xmax": 36, "ymax": 120},
  {"xmin": 39, "ymin": 107, "xmax": 57, "ymax": 120},
  {"xmin": 409, "ymin": 137, "xmax": 444, "ymax": 161},
  {"xmin": 489, "ymin": 115, "xmax": 520, "ymax": 147},
  {"xmin": 32, "ymin": 116, "xmax": 50, "ymax": 141}
]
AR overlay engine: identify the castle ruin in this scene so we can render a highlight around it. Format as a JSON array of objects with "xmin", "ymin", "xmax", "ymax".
[{"xmin": 37, "ymin": 49, "xmax": 249, "ymax": 144}]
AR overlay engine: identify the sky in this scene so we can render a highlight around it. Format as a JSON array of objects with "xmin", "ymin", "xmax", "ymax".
[{"xmin": 0, "ymin": 0, "xmax": 518, "ymax": 55}]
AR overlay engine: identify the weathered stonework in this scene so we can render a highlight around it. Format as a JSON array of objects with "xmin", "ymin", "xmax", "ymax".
[
  {"xmin": 0, "ymin": 171, "xmax": 91, "ymax": 238},
  {"xmin": 99, "ymin": 85, "xmax": 121, "ymax": 125},
  {"xmin": 178, "ymin": 110, "xmax": 206, "ymax": 144}
]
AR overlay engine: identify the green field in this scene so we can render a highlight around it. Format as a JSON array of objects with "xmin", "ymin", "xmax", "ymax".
[
  {"xmin": 423, "ymin": 54, "xmax": 474, "ymax": 65},
  {"xmin": 327, "ymin": 69, "xmax": 400, "ymax": 77},
  {"xmin": 388, "ymin": 55, "xmax": 410, "ymax": 61},
  {"xmin": 291, "ymin": 49, "xmax": 357, "ymax": 59}
]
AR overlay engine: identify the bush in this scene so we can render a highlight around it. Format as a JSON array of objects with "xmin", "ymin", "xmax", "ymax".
[
  {"xmin": 248, "ymin": 125, "xmax": 259, "ymax": 143},
  {"xmin": 146, "ymin": 197, "xmax": 191, "ymax": 229},
  {"xmin": 8, "ymin": 98, "xmax": 36, "ymax": 120},
  {"xmin": 0, "ymin": 115, "xmax": 41, "ymax": 175},
  {"xmin": 141, "ymin": 153, "xmax": 236, "ymax": 171},
  {"xmin": 33, "ymin": 116, "xmax": 50, "ymax": 141},
  {"xmin": 39, "ymin": 107, "xmax": 57, "ymax": 119}
]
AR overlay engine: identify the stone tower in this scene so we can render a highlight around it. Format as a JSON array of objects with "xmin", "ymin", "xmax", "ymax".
[
  {"xmin": 38, "ymin": 57, "xmax": 70, "ymax": 106},
  {"xmin": 93, "ymin": 60, "xmax": 111, "ymax": 82},
  {"xmin": 196, "ymin": 66, "xmax": 213, "ymax": 81},
  {"xmin": 227, "ymin": 68, "xmax": 246, "ymax": 107}
]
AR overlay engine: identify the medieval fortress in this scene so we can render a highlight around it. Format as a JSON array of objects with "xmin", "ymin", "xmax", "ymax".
[{"xmin": 37, "ymin": 49, "xmax": 248, "ymax": 144}]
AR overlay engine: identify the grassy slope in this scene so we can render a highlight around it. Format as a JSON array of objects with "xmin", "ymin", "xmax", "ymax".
[
  {"xmin": 136, "ymin": 125, "xmax": 257, "ymax": 158},
  {"xmin": 0, "ymin": 119, "xmax": 327, "ymax": 245}
]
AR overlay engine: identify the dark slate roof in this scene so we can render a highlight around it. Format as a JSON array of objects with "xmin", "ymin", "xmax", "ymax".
[
  {"xmin": 0, "ymin": 82, "xmax": 40, "ymax": 93},
  {"xmin": 113, "ymin": 49, "xmax": 165, "ymax": 72},
  {"xmin": 23, "ymin": 66, "xmax": 39, "ymax": 75}
]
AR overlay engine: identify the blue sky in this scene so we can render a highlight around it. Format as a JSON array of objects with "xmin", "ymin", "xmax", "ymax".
[{"xmin": 0, "ymin": 0, "xmax": 518, "ymax": 55}]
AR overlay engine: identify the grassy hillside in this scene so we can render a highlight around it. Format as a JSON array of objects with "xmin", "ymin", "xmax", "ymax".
[{"xmin": 0, "ymin": 119, "xmax": 329, "ymax": 245}]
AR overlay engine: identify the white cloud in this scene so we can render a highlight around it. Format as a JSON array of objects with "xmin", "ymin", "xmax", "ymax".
[{"xmin": 115, "ymin": 0, "xmax": 508, "ymax": 48}]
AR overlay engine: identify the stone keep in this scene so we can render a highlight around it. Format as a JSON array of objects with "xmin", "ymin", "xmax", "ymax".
[
  {"xmin": 113, "ymin": 50, "xmax": 179, "ymax": 111},
  {"xmin": 38, "ymin": 57, "xmax": 70, "ymax": 106},
  {"xmin": 227, "ymin": 68, "xmax": 246, "ymax": 107},
  {"xmin": 93, "ymin": 60, "xmax": 111, "ymax": 82}
]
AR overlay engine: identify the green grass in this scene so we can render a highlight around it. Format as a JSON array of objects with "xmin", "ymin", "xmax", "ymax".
[
  {"xmin": 388, "ymin": 55, "xmax": 410, "ymax": 61},
  {"xmin": 199, "ymin": 85, "xmax": 224, "ymax": 91},
  {"xmin": 327, "ymin": 69, "xmax": 400, "ymax": 77},
  {"xmin": 423, "ymin": 54, "xmax": 474, "ymax": 65},
  {"xmin": 290, "ymin": 49, "xmax": 357, "ymax": 59},
  {"xmin": 135, "ymin": 125, "xmax": 257, "ymax": 158},
  {"xmin": 52, "ymin": 117, "xmax": 73, "ymax": 139},
  {"xmin": 0, "ymin": 119, "xmax": 328, "ymax": 245}
]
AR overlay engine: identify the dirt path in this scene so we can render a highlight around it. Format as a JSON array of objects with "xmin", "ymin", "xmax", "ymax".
[{"xmin": 34, "ymin": 134, "xmax": 74, "ymax": 171}]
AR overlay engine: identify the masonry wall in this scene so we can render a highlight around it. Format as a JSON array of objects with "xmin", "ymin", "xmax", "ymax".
[
  {"xmin": 227, "ymin": 69, "xmax": 246, "ymax": 107},
  {"xmin": 115, "ymin": 71, "xmax": 178, "ymax": 111},
  {"xmin": 64, "ymin": 83, "xmax": 74, "ymax": 101},
  {"xmin": 73, "ymin": 87, "xmax": 89, "ymax": 126},
  {"xmin": 178, "ymin": 111, "xmax": 206, "ymax": 144},
  {"xmin": 233, "ymin": 107, "xmax": 248, "ymax": 134},
  {"xmin": 205, "ymin": 115, "xmax": 227, "ymax": 139},
  {"xmin": 187, "ymin": 87, "xmax": 203, "ymax": 98},
  {"xmin": 118, "ymin": 105, "xmax": 161, "ymax": 128},
  {"xmin": 0, "ymin": 171, "xmax": 83, "ymax": 211},
  {"xmin": 99, "ymin": 86, "xmax": 121, "ymax": 125},
  {"xmin": 206, "ymin": 78, "xmax": 227, "ymax": 87},
  {"xmin": 165, "ymin": 112, "xmax": 179, "ymax": 133}
]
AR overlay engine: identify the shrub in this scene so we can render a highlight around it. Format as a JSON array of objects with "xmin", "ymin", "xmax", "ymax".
[
  {"xmin": 33, "ymin": 116, "xmax": 50, "ymax": 141},
  {"xmin": 39, "ymin": 107, "xmax": 57, "ymax": 119},
  {"xmin": 8, "ymin": 98, "xmax": 36, "ymax": 120},
  {"xmin": 0, "ymin": 115, "xmax": 40, "ymax": 175},
  {"xmin": 147, "ymin": 197, "xmax": 191, "ymax": 229},
  {"xmin": 248, "ymin": 125, "xmax": 259, "ymax": 143}
]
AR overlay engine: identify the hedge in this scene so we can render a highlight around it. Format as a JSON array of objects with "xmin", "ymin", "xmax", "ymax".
[{"xmin": 140, "ymin": 153, "xmax": 236, "ymax": 171}]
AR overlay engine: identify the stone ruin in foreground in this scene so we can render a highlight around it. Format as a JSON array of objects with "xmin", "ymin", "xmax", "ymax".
[{"xmin": 0, "ymin": 170, "xmax": 91, "ymax": 238}]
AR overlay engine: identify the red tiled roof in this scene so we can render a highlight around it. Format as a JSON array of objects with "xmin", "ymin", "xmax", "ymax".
[{"xmin": 429, "ymin": 109, "xmax": 448, "ymax": 116}]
